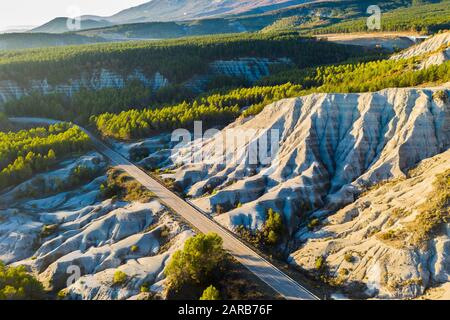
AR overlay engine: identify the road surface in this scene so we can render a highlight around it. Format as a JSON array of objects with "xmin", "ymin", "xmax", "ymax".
[{"xmin": 9, "ymin": 117, "xmax": 320, "ymax": 300}]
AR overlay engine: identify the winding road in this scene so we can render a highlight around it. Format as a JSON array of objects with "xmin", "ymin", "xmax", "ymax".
[{"xmin": 9, "ymin": 117, "xmax": 320, "ymax": 300}]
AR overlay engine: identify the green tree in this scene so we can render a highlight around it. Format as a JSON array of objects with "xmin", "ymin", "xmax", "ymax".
[
  {"xmin": 200, "ymin": 285, "xmax": 221, "ymax": 300},
  {"xmin": 165, "ymin": 233, "xmax": 225, "ymax": 290}
]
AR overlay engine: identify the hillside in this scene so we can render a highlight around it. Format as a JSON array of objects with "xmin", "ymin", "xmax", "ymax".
[
  {"xmin": 0, "ymin": 126, "xmax": 279, "ymax": 300},
  {"xmin": 74, "ymin": 0, "xmax": 411, "ymax": 41},
  {"xmin": 0, "ymin": 32, "xmax": 361, "ymax": 84}
]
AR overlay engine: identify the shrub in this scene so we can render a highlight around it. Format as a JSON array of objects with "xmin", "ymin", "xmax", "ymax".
[
  {"xmin": 160, "ymin": 226, "xmax": 171, "ymax": 238},
  {"xmin": 130, "ymin": 245, "xmax": 139, "ymax": 253},
  {"xmin": 200, "ymin": 285, "xmax": 221, "ymax": 300},
  {"xmin": 408, "ymin": 169, "xmax": 450, "ymax": 245},
  {"xmin": 378, "ymin": 229, "xmax": 401, "ymax": 241},
  {"xmin": 235, "ymin": 209, "xmax": 285, "ymax": 247},
  {"xmin": 68, "ymin": 165, "xmax": 99, "ymax": 187}
]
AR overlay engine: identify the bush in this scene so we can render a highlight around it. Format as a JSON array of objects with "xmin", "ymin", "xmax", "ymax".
[
  {"xmin": 408, "ymin": 169, "xmax": 450, "ymax": 245},
  {"xmin": 165, "ymin": 233, "xmax": 225, "ymax": 290},
  {"xmin": 113, "ymin": 270, "xmax": 127, "ymax": 285},
  {"xmin": 0, "ymin": 261, "xmax": 45, "ymax": 300},
  {"xmin": 200, "ymin": 285, "xmax": 221, "ymax": 300},
  {"xmin": 235, "ymin": 209, "xmax": 285, "ymax": 247}
]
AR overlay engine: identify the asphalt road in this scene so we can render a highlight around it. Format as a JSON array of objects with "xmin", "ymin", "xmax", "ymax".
[{"xmin": 9, "ymin": 117, "xmax": 320, "ymax": 300}]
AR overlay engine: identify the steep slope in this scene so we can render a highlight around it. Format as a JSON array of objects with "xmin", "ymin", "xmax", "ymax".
[{"xmin": 107, "ymin": 0, "xmax": 310, "ymax": 24}]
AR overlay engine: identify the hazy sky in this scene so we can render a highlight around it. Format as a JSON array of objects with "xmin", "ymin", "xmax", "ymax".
[{"xmin": 0, "ymin": 0, "xmax": 149, "ymax": 30}]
